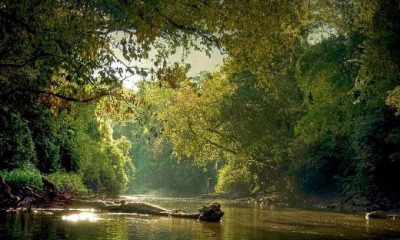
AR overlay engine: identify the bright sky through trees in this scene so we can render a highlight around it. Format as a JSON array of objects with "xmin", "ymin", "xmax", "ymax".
[
  {"xmin": 112, "ymin": 44, "xmax": 224, "ymax": 90},
  {"xmin": 1, "ymin": 0, "xmax": 400, "ymax": 212}
]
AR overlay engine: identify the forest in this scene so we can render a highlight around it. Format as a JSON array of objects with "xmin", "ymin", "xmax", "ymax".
[{"xmin": 1, "ymin": 0, "xmax": 400, "ymax": 211}]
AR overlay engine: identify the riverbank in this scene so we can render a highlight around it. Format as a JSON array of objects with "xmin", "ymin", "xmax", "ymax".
[{"xmin": 199, "ymin": 192, "xmax": 399, "ymax": 214}]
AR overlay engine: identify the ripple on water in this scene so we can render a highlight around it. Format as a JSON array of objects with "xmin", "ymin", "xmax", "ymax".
[{"xmin": 1, "ymin": 196, "xmax": 400, "ymax": 240}]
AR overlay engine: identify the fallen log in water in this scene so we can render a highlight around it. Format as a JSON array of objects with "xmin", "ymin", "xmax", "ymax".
[
  {"xmin": 365, "ymin": 210, "xmax": 400, "ymax": 220},
  {"xmin": 69, "ymin": 200, "xmax": 224, "ymax": 222},
  {"xmin": 1, "ymin": 176, "xmax": 224, "ymax": 222}
]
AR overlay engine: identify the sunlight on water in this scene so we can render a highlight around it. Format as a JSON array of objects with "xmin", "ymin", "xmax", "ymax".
[
  {"xmin": 120, "ymin": 194, "xmax": 157, "ymax": 201},
  {"xmin": 1, "ymin": 197, "xmax": 400, "ymax": 239},
  {"xmin": 68, "ymin": 208, "xmax": 97, "ymax": 212},
  {"xmin": 120, "ymin": 195, "xmax": 140, "ymax": 201},
  {"xmin": 61, "ymin": 212, "xmax": 102, "ymax": 222}
]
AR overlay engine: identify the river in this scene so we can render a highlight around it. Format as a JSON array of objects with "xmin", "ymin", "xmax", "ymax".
[{"xmin": 1, "ymin": 195, "xmax": 399, "ymax": 239}]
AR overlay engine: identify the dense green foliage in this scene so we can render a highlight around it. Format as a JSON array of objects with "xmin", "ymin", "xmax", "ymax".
[
  {"xmin": 47, "ymin": 172, "xmax": 88, "ymax": 196},
  {"xmin": 2, "ymin": 165, "xmax": 43, "ymax": 190},
  {"xmin": 112, "ymin": 85, "xmax": 217, "ymax": 196},
  {"xmin": 1, "ymin": 0, "xmax": 400, "ymax": 208},
  {"xmin": 134, "ymin": 0, "xmax": 400, "ymax": 207},
  {"xmin": 0, "ymin": 0, "xmax": 219, "ymax": 196}
]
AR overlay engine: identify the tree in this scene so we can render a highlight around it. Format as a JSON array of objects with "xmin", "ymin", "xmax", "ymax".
[
  {"xmin": 293, "ymin": 35, "xmax": 360, "ymax": 194},
  {"xmin": 0, "ymin": 0, "xmax": 222, "ymax": 194}
]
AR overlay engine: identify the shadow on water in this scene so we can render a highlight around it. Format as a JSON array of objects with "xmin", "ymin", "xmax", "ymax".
[{"xmin": 1, "ymin": 195, "xmax": 400, "ymax": 239}]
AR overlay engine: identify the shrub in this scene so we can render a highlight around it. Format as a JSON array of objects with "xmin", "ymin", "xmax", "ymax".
[
  {"xmin": 3, "ymin": 165, "xmax": 43, "ymax": 190},
  {"xmin": 48, "ymin": 172, "xmax": 89, "ymax": 196},
  {"xmin": 215, "ymin": 163, "xmax": 252, "ymax": 197}
]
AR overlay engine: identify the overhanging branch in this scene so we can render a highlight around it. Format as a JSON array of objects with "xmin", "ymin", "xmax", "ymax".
[
  {"xmin": 0, "ymin": 52, "xmax": 52, "ymax": 69},
  {"xmin": 13, "ymin": 88, "xmax": 110, "ymax": 103},
  {"xmin": 187, "ymin": 117, "xmax": 238, "ymax": 155}
]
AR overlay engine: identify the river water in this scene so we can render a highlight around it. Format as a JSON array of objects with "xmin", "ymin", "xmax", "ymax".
[{"xmin": 1, "ymin": 195, "xmax": 400, "ymax": 239}]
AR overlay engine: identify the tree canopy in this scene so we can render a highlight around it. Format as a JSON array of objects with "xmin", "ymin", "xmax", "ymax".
[{"xmin": 1, "ymin": 0, "xmax": 400, "ymax": 207}]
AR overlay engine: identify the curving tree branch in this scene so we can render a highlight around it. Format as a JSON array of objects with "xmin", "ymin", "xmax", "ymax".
[{"xmin": 12, "ymin": 88, "xmax": 110, "ymax": 103}]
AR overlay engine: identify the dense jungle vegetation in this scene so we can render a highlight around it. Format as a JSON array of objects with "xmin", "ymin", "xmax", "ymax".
[{"xmin": 1, "ymin": 0, "xmax": 400, "ymax": 208}]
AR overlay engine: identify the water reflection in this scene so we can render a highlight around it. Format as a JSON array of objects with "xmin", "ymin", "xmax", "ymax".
[
  {"xmin": 199, "ymin": 221, "xmax": 222, "ymax": 238},
  {"xmin": 1, "ymin": 197, "xmax": 400, "ymax": 240},
  {"xmin": 365, "ymin": 219, "xmax": 371, "ymax": 234}
]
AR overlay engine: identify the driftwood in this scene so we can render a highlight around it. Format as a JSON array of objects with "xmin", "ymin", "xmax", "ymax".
[
  {"xmin": 69, "ymin": 200, "xmax": 224, "ymax": 222},
  {"xmin": 1, "ymin": 176, "xmax": 224, "ymax": 222},
  {"xmin": 0, "ymin": 176, "xmax": 72, "ymax": 209},
  {"xmin": 366, "ymin": 210, "xmax": 400, "ymax": 220},
  {"xmin": 24, "ymin": 186, "xmax": 46, "ymax": 201},
  {"xmin": 0, "ymin": 176, "xmax": 20, "ymax": 207},
  {"xmin": 42, "ymin": 176, "xmax": 61, "ymax": 200},
  {"xmin": 198, "ymin": 202, "xmax": 224, "ymax": 222}
]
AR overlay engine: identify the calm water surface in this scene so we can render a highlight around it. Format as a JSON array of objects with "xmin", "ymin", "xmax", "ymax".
[{"xmin": 1, "ymin": 195, "xmax": 400, "ymax": 240}]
